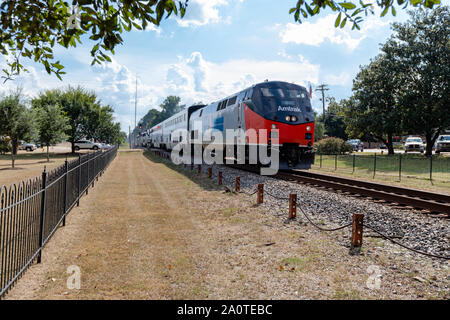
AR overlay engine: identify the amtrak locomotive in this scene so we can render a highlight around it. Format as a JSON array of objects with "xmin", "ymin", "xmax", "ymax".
[{"xmin": 144, "ymin": 81, "xmax": 315, "ymax": 169}]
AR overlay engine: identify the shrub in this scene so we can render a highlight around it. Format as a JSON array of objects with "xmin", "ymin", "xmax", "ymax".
[
  {"xmin": 0, "ymin": 138, "xmax": 11, "ymax": 155},
  {"xmin": 316, "ymin": 137, "xmax": 353, "ymax": 155}
]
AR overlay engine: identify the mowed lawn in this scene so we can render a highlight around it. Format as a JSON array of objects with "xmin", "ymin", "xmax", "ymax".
[
  {"xmin": 0, "ymin": 145, "xmax": 84, "ymax": 187},
  {"xmin": 311, "ymin": 153, "xmax": 450, "ymax": 193}
]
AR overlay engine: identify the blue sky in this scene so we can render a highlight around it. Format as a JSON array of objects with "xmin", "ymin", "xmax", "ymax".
[{"xmin": 0, "ymin": 0, "xmax": 419, "ymax": 132}]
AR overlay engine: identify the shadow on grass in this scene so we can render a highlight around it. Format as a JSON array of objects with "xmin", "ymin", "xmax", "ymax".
[{"xmin": 142, "ymin": 150, "xmax": 229, "ymax": 193}]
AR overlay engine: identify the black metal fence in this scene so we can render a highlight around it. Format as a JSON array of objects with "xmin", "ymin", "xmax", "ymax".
[
  {"xmin": 0, "ymin": 146, "xmax": 117, "ymax": 297},
  {"xmin": 313, "ymin": 153, "xmax": 450, "ymax": 184}
]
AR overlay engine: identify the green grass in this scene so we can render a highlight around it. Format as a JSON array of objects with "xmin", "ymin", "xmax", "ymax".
[
  {"xmin": 312, "ymin": 153, "xmax": 450, "ymax": 191},
  {"xmin": 0, "ymin": 152, "xmax": 77, "ymax": 161}
]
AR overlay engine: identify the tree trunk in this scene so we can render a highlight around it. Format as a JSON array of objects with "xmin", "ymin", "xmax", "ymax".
[
  {"xmin": 11, "ymin": 140, "xmax": 17, "ymax": 168},
  {"xmin": 387, "ymin": 132, "xmax": 394, "ymax": 155},
  {"xmin": 47, "ymin": 145, "xmax": 50, "ymax": 162}
]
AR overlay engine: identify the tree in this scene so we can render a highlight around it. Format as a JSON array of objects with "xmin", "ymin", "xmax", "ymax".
[
  {"xmin": 0, "ymin": 90, "xmax": 36, "ymax": 168},
  {"xmin": 289, "ymin": 0, "xmax": 440, "ymax": 30},
  {"xmin": 386, "ymin": 7, "xmax": 450, "ymax": 156},
  {"xmin": 34, "ymin": 86, "xmax": 123, "ymax": 152},
  {"xmin": 33, "ymin": 103, "xmax": 69, "ymax": 162},
  {"xmin": 0, "ymin": 0, "xmax": 188, "ymax": 81},
  {"xmin": 134, "ymin": 95, "xmax": 185, "ymax": 134},
  {"xmin": 320, "ymin": 97, "xmax": 348, "ymax": 140},
  {"xmin": 346, "ymin": 51, "xmax": 403, "ymax": 155}
]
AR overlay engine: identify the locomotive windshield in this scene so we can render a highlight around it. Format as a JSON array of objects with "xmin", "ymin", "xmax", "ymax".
[{"xmin": 250, "ymin": 83, "xmax": 313, "ymax": 124}]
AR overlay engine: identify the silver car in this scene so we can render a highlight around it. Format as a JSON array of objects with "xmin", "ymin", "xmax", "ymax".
[
  {"xmin": 435, "ymin": 135, "xmax": 450, "ymax": 154},
  {"xmin": 74, "ymin": 140, "xmax": 102, "ymax": 151}
]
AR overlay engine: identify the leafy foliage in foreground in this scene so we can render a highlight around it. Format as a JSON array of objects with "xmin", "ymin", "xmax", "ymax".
[
  {"xmin": 0, "ymin": 0, "xmax": 188, "ymax": 81},
  {"xmin": 289, "ymin": 0, "xmax": 441, "ymax": 31}
]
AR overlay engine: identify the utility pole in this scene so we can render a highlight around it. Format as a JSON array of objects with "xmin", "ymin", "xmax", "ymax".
[
  {"xmin": 134, "ymin": 76, "xmax": 138, "ymax": 148},
  {"xmin": 315, "ymin": 84, "xmax": 329, "ymax": 126},
  {"xmin": 129, "ymin": 125, "xmax": 131, "ymax": 149}
]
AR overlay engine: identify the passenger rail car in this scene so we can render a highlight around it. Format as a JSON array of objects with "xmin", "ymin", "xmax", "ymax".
[{"xmin": 148, "ymin": 81, "xmax": 315, "ymax": 169}]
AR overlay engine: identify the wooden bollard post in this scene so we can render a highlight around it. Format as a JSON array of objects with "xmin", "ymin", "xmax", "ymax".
[
  {"xmin": 208, "ymin": 167, "xmax": 212, "ymax": 179},
  {"xmin": 198, "ymin": 164, "xmax": 201, "ymax": 174},
  {"xmin": 235, "ymin": 177, "xmax": 240, "ymax": 192},
  {"xmin": 218, "ymin": 171, "xmax": 223, "ymax": 185},
  {"xmin": 257, "ymin": 184, "xmax": 264, "ymax": 204},
  {"xmin": 289, "ymin": 194, "xmax": 297, "ymax": 219},
  {"xmin": 350, "ymin": 213, "xmax": 364, "ymax": 255}
]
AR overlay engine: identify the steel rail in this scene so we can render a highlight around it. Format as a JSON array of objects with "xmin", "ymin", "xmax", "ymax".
[{"xmin": 277, "ymin": 171, "xmax": 450, "ymax": 215}]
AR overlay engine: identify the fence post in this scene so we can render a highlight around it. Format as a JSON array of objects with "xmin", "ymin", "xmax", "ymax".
[
  {"xmin": 257, "ymin": 184, "xmax": 264, "ymax": 204},
  {"xmin": 86, "ymin": 153, "xmax": 90, "ymax": 195},
  {"xmin": 352, "ymin": 154, "xmax": 356, "ymax": 174},
  {"xmin": 218, "ymin": 171, "xmax": 223, "ymax": 185},
  {"xmin": 62, "ymin": 160, "xmax": 68, "ymax": 227},
  {"xmin": 398, "ymin": 154, "xmax": 402, "ymax": 181},
  {"xmin": 37, "ymin": 167, "xmax": 47, "ymax": 264},
  {"xmin": 334, "ymin": 154, "xmax": 337, "ymax": 171},
  {"xmin": 350, "ymin": 213, "xmax": 364, "ymax": 255},
  {"xmin": 77, "ymin": 155, "xmax": 81, "ymax": 207},
  {"xmin": 289, "ymin": 194, "xmax": 297, "ymax": 219},
  {"xmin": 373, "ymin": 153, "xmax": 377, "ymax": 178},
  {"xmin": 208, "ymin": 167, "xmax": 212, "ymax": 179},
  {"xmin": 235, "ymin": 177, "xmax": 240, "ymax": 192},
  {"xmin": 198, "ymin": 164, "xmax": 201, "ymax": 174},
  {"xmin": 92, "ymin": 154, "xmax": 95, "ymax": 188},
  {"xmin": 429, "ymin": 155, "xmax": 433, "ymax": 181}
]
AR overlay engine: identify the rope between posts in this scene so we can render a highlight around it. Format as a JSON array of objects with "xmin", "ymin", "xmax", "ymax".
[
  {"xmin": 298, "ymin": 206, "xmax": 352, "ymax": 232},
  {"xmin": 364, "ymin": 224, "xmax": 450, "ymax": 260},
  {"xmin": 264, "ymin": 190, "xmax": 290, "ymax": 201},
  {"xmin": 239, "ymin": 189, "xmax": 258, "ymax": 196}
]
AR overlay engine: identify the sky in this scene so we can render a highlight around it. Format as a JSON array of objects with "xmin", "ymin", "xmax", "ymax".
[{"xmin": 0, "ymin": 0, "xmax": 420, "ymax": 133}]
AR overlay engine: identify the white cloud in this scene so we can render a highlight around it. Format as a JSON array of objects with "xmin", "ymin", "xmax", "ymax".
[
  {"xmin": 1, "ymin": 50, "xmax": 320, "ymax": 130},
  {"xmin": 177, "ymin": 0, "xmax": 229, "ymax": 27},
  {"xmin": 91, "ymin": 51, "xmax": 320, "ymax": 128},
  {"xmin": 280, "ymin": 13, "xmax": 389, "ymax": 50}
]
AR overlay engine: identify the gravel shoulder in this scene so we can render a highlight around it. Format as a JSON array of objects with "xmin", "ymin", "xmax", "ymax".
[{"xmin": 4, "ymin": 150, "xmax": 449, "ymax": 299}]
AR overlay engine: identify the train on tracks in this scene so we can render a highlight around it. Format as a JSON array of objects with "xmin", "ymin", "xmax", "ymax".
[{"xmin": 137, "ymin": 81, "xmax": 315, "ymax": 169}]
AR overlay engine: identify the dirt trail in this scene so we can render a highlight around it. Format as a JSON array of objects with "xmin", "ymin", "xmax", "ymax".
[
  {"xmin": 5, "ymin": 150, "xmax": 449, "ymax": 300},
  {"xmin": 5, "ymin": 150, "xmax": 211, "ymax": 299}
]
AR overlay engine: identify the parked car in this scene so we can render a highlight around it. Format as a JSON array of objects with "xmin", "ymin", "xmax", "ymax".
[
  {"xmin": 74, "ymin": 140, "xmax": 102, "ymax": 151},
  {"xmin": 100, "ymin": 143, "xmax": 112, "ymax": 150},
  {"xmin": 379, "ymin": 143, "xmax": 387, "ymax": 149},
  {"xmin": 404, "ymin": 137, "xmax": 424, "ymax": 153},
  {"xmin": 346, "ymin": 139, "xmax": 364, "ymax": 152},
  {"xmin": 18, "ymin": 142, "xmax": 37, "ymax": 152},
  {"xmin": 435, "ymin": 135, "xmax": 450, "ymax": 154}
]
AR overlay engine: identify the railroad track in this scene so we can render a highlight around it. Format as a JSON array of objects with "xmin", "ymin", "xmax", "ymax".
[
  {"xmin": 276, "ymin": 171, "xmax": 450, "ymax": 216},
  {"xmin": 147, "ymin": 149, "xmax": 450, "ymax": 216}
]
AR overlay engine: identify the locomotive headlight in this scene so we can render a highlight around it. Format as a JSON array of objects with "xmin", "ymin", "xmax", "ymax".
[
  {"xmin": 271, "ymin": 124, "xmax": 277, "ymax": 129},
  {"xmin": 285, "ymin": 115, "xmax": 291, "ymax": 122},
  {"xmin": 306, "ymin": 125, "xmax": 312, "ymax": 132},
  {"xmin": 291, "ymin": 116, "xmax": 297, "ymax": 122}
]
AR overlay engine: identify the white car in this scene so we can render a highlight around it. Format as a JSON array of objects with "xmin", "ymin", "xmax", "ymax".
[
  {"xmin": 404, "ymin": 137, "xmax": 424, "ymax": 153},
  {"xmin": 74, "ymin": 140, "xmax": 102, "ymax": 151},
  {"xmin": 18, "ymin": 142, "xmax": 37, "ymax": 152}
]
